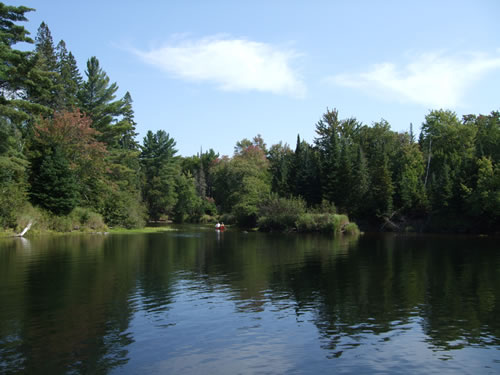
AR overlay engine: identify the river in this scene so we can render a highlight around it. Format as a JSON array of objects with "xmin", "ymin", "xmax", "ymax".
[{"xmin": 0, "ymin": 227, "xmax": 499, "ymax": 374}]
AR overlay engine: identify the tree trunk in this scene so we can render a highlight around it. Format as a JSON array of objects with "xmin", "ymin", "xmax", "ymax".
[{"xmin": 16, "ymin": 221, "xmax": 33, "ymax": 237}]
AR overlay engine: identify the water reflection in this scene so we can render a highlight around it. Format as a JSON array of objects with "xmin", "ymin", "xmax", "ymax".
[{"xmin": 0, "ymin": 231, "xmax": 499, "ymax": 374}]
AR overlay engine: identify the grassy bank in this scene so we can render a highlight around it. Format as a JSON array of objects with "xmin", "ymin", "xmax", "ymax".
[{"xmin": 107, "ymin": 227, "xmax": 177, "ymax": 234}]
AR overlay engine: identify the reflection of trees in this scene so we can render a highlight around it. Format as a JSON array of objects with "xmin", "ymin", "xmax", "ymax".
[
  {"xmin": 260, "ymin": 234, "xmax": 500, "ymax": 356},
  {"xmin": 419, "ymin": 236, "xmax": 500, "ymax": 350},
  {"xmin": 1, "ymin": 231, "xmax": 499, "ymax": 371},
  {"xmin": 0, "ymin": 235, "xmax": 146, "ymax": 374},
  {"xmin": 177, "ymin": 231, "xmax": 499, "ymax": 357}
]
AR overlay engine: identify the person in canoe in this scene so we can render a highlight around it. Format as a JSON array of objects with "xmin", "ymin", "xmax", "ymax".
[{"xmin": 215, "ymin": 222, "xmax": 220, "ymax": 229}]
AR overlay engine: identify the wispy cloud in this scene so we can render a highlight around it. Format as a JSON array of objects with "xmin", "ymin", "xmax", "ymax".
[
  {"xmin": 329, "ymin": 51, "xmax": 500, "ymax": 108},
  {"xmin": 135, "ymin": 36, "xmax": 305, "ymax": 98}
]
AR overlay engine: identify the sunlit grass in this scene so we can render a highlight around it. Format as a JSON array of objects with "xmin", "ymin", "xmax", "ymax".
[{"xmin": 107, "ymin": 226, "xmax": 177, "ymax": 234}]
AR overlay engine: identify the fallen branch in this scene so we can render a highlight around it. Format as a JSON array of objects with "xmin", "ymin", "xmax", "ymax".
[{"xmin": 16, "ymin": 220, "xmax": 33, "ymax": 237}]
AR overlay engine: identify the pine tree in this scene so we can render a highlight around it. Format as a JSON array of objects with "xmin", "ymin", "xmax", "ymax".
[
  {"xmin": 78, "ymin": 56, "xmax": 125, "ymax": 146},
  {"xmin": 370, "ymin": 154, "xmax": 394, "ymax": 216},
  {"xmin": 351, "ymin": 145, "xmax": 370, "ymax": 217},
  {"xmin": 55, "ymin": 40, "xmax": 81, "ymax": 109},
  {"xmin": 140, "ymin": 130, "xmax": 179, "ymax": 220},
  {"xmin": 0, "ymin": 3, "xmax": 48, "ymax": 123},
  {"xmin": 28, "ymin": 22, "xmax": 61, "ymax": 109},
  {"xmin": 314, "ymin": 109, "xmax": 347, "ymax": 205},
  {"xmin": 35, "ymin": 22, "xmax": 57, "ymax": 71},
  {"xmin": 336, "ymin": 139, "xmax": 354, "ymax": 211},
  {"xmin": 116, "ymin": 91, "xmax": 139, "ymax": 150},
  {"xmin": 30, "ymin": 145, "xmax": 79, "ymax": 215}
]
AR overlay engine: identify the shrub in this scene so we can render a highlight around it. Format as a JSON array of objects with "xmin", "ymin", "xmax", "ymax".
[
  {"xmin": 16, "ymin": 204, "xmax": 46, "ymax": 232},
  {"xmin": 219, "ymin": 212, "xmax": 235, "ymax": 225},
  {"xmin": 257, "ymin": 195, "xmax": 306, "ymax": 231},
  {"xmin": 103, "ymin": 191, "xmax": 147, "ymax": 228},
  {"xmin": 344, "ymin": 222, "xmax": 360, "ymax": 235},
  {"xmin": 66, "ymin": 207, "xmax": 106, "ymax": 231},
  {"xmin": 49, "ymin": 215, "xmax": 74, "ymax": 232},
  {"xmin": 199, "ymin": 214, "xmax": 214, "ymax": 224},
  {"xmin": 333, "ymin": 214, "xmax": 350, "ymax": 233},
  {"xmin": 309, "ymin": 199, "xmax": 337, "ymax": 214},
  {"xmin": 295, "ymin": 213, "xmax": 314, "ymax": 232},
  {"xmin": 296, "ymin": 213, "xmax": 357, "ymax": 234}
]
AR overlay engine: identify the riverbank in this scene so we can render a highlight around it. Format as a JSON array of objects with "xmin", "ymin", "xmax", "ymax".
[{"xmin": 0, "ymin": 226, "xmax": 179, "ymax": 238}]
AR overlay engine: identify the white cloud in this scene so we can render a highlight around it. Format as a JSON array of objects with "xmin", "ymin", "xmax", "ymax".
[
  {"xmin": 330, "ymin": 51, "xmax": 500, "ymax": 108},
  {"xmin": 135, "ymin": 36, "xmax": 305, "ymax": 98}
]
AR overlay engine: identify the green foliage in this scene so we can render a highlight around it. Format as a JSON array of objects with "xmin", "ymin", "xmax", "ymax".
[
  {"xmin": 466, "ymin": 157, "xmax": 500, "ymax": 225},
  {"xmin": 14, "ymin": 205, "xmax": 106, "ymax": 233},
  {"xmin": 0, "ymin": 3, "xmax": 48, "ymax": 123},
  {"xmin": 140, "ymin": 130, "xmax": 179, "ymax": 220},
  {"xmin": 344, "ymin": 222, "xmax": 360, "ymax": 235},
  {"xmin": 257, "ymin": 195, "xmax": 306, "ymax": 231},
  {"xmin": 78, "ymin": 56, "xmax": 127, "ymax": 146},
  {"xmin": 213, "ymin": 136, "xmax": 271, "ymax": 227},
  {"xmin": 420, "ymin": 110, "xmax": 477, "ymax": 212},
  {"xmin": 0, "ymin": 117, "xmax": 28, "ymax": 228},
  {"xmin": 268, "ymin": 141, "xmax": 293, "ymax": 197},
  {"xmin": 296, "ymin": 213, "xmax": 350, "ymax": 233},
  {"xmin": 0, "ymin": 4, "xmax": 498, "ymax": 234},
  {"xmin": 55, "ymin": 40, "xmax": 82, "ymax": 109},
  {"xmin": 310, "ymin": 199, "xmax": 337, "ymax": 214},
  {"xmin": 30, "ymin": 145, "xmax": 80, "ymax": 215},
  {"xmin": 173, "ymin": 172, "xmax": 202, "ymax": 223},
  {"xmin": 103, "ymin": 189, "xmax": 146, "ymax": 228}
]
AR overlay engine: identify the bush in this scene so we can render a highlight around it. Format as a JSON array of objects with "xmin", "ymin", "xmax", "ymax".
[
  {"xmin": 344, "ymin": 222, "xmax": 360, "ymax": 235},
  {"xmin": 16, "ymin": 204, "xmax": 45, "ymax": 232},
  {"xmin": 49, "ymin": 215, "xmax": 74, "ymax": 232},
  {"xmin": 219, "ymin": 212, "xmax": 235, "ymax": 225},
  {"xmin": 257, "ymin": 195, "xmax": 306, "ymax": 231},
  {"xmin": 202, "ymin": 197, "xmax": 217, "ymax": 216},
  {"xmin": 310, "ymin": 199, "xmax": 337, "ymax": 214},
  {"xmin": 333, "ymin": 214, "xmax": 350, "ymax": 233},
  {"xmin": 296, "ymin": 213, "xmax": 357, "ymax": 234},
  {"xmin": 103, "ymin": 191, "xmax": 147, "ymax": 228},
  {"xmin": 199, "ymin": 214, "xmax": 214, "ymax": 224},
  {"xmin": 295, "ymin": 213, "xmax": 314, "ymax": 232}
]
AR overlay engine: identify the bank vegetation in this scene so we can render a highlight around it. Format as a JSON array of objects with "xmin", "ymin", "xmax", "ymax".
[{"xmin": 1, "ymin": 4, "xmax": 498, "ymax": 236}]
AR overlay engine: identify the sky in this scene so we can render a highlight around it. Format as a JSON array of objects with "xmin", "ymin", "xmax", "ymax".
[{"xmin": 8, "ymin": 0, "xmax": 500, "ymax": 156}]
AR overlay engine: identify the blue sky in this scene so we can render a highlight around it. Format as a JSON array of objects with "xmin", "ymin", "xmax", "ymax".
[{"xmin": 9, "ymin": 0, "xmax": 500, "ymax": 156}]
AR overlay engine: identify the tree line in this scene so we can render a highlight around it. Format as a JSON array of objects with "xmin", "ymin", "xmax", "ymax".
[{"xmin": 1, "ymin": 3, "xmax": 498, "ymax": 233}]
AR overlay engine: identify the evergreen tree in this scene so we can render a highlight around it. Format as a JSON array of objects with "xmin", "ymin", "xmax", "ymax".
[
  {"xmin": 115, "ymin": 91, "xmax": 139, "ymax": 150},
  {"xmin": 140, "ymin": 130, "xmax": 179, "ymax": 220},
  {"xmin": 30, "ymin": 145, "xmax": 79, "ymax": 215},
  {"xmin": 314, "ymin": 109, "xmax": 341, "ymax": 204},
  {"xmin": 336, "ymin": 139, "xmax": 354, "ymax": 211},
  {"xmin": 395, "ymin": 137, "xmax": 427, "ymax": 213},
  {"xmin": 370, "ymin": 153, "xmax": 394, "ymax": 216},
  {"xmin": 268, "ymin": 142, "xmax": 293, "ymax": 197},
  {"xmin": 0, "ymin": 3, "xmax": 48, "ymax": 123},
  {"xmin": 351, "ymin": 145, "xmax": 370, "ymax": 217},
  {"xmin": 0, "ymin": 117, "xmax": 28, "ymax": 227},
  {"xmin": 28, "ymin": 22, "xmax": 61, "ymax": 109},
  {"xmin": 294, "ymin": 140, "xmax": 321, "ymax": 206},
  {"xmin": 34, "ymin": 21, "xmax": 56, "ymax": 71},
  {"xmin": 78, "ymin": 56, "xmax": 125, "ymax": 146},
  {"xmin": 55, "ymin": 40, "xmax": 81, "ymax": 109},
  {"xmin": 420, "ymin": 110, "xmax": 477, "ymax": 213}
]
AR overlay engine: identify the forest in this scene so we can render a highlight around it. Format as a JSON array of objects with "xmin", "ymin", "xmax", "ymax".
[{"xmin": 1, "ymin": 3, "xmax": 499, "ymax": 234}]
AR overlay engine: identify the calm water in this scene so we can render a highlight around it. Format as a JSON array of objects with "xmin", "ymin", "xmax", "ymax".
[{"xmin": 0, "ymin": 228, "xmax": 499, "ymax": 374}]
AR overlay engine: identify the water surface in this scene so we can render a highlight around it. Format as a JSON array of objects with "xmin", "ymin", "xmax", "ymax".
[{"xmin": 0, "ymin": 228, "xmax": 499, "ymax": 374}]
